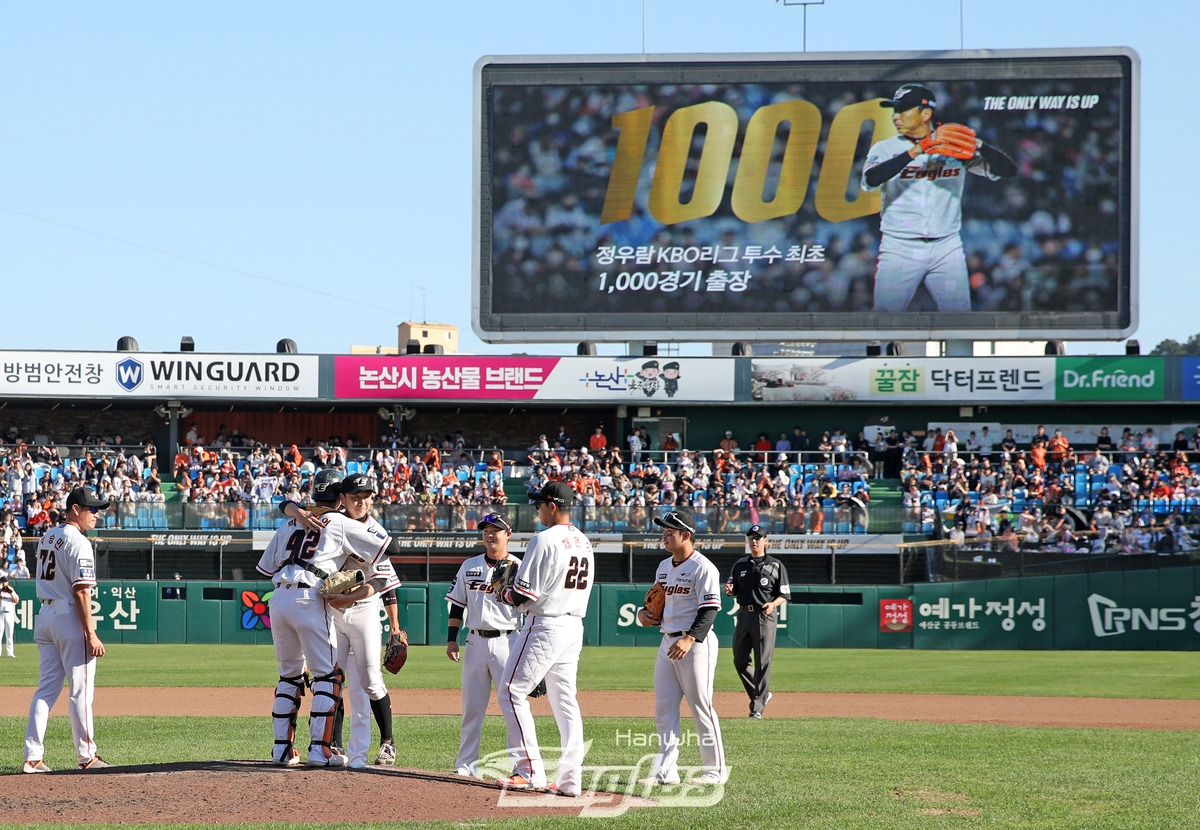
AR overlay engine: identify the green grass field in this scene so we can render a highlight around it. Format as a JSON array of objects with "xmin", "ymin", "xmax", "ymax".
[
  {"xmin": 2, "ymin": 645, "xmax": 1200, "ymax": 698},
  {"xmin": 2, "ymin": 645, "xmax": 1198, "ymax": 828}
]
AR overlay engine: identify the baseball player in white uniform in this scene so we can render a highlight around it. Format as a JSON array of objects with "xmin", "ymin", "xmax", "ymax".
[
  {"xmin": 637, "ymin": 510, "xmax": 727, "ymax": 786},
  {"xmin": 279, "ymin": 475, "xmax": 403, "ymax": 769},
  {"xmin": 446, "ymin": 512, "xmax": 522, "ymax": 777},
  {"xmin": 256, "ymin": 469, "xmax": 395, "ymax": 768},
  {"xmin": 0, "ymin": 575, "xmax": 19, "ymax": 657},
  {"xmin": 496, "ymin": 482, "xmax": 594, "ymax": 797},
  {"xmin": 862, "ymin": 84, "xmax": 1017, "ymax": 313},
  {"xmin": 24, "ymin": 487, "xmax": 111, "ymax": 773}
]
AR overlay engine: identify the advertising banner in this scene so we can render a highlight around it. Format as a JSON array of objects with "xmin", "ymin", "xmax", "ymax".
[
  {"xmin": 751, "ymin": 357, "xmax": 1054, "ymax": 402},
  {"xmin": 1181, "ymin": 357, "xmax": 1200, "ymax": 401},
  {"xmin": 0, "ymin": 352, "xmax": 319, "ymax": 399},
  {"xmin": 334, "ymin": 356, "xmax": 735, "ymax": 402},
  {"xmin": 1055, "ymin": 356, "xmax": 1164, "ymax": 401},
  {"xmin": 476, "ymin": 50, "xmax": 1136, "ymax": 342}
]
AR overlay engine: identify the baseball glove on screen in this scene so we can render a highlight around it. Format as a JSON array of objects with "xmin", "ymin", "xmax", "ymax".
[
  {"xmin": 318, "ymin": 569, "xmax": 365, "ymax": 597},
  {"xmin": 928, "ymin": 123, "xmax": 977, "ymax": 160},
  {"xmin": 642, "ymin": 583, "xmax": 666, "ymax": 626},
  {"xmin": 383, "ymin": 630, "xmax": 409, "ymax": 674},
  {"xmin": 529, "ymin": 677, "xmax": 548, "ymax": 699},
  {"xmin": 489, "ymin": 559, "xmax": 520, "ymax": 605}
]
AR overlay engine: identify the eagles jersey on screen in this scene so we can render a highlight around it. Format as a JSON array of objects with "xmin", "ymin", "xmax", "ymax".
[
  {"xmin": 654, "ymin": 551, "xmax": 723, "ymax": 633},
  {"xmin": 861, "ymin": 135, "xmax": 1000, "ymax": 239},
  {"xmin": 446, "ymin": 553, "xmax": 522, "ymax": 631},
  {"xmin": 512, "ymin": 525, "xmax": 594, "ymax": 617},
  {"xmin": 35, "ymin": 525, "xmax": 96, "ymax": 603},
  {"xmin": 256, "ymin": 510, "xmax": 391, "ymax": 586}
]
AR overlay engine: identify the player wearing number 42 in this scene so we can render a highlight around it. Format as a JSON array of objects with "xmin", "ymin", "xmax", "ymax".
[
  {"xmin": 862, "ymin": 84, "xmax": 1017, "ymax": 314},
  {"xmin": 494, "ymin": 481, "xmax": 595, "ymax": 798}
]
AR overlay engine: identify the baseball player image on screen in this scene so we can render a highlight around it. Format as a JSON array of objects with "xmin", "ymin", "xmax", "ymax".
[
  {"xmin": 494, "ymin": 481, "xmax": 594, "ymax": 797},
  {"xmin": 256, "ymin": 469, "xmax": 395, "ymax": 768},
  {"xmin": 637, "ymin": 509, "xmax": 727, "ymax": 786},
  {"xmin": 445, "ymin": 512, "xmax": 522, "ymax": 778},
  {"xmin": 862, "ymin": 84, "xmax": 1017, "ymax": 313},
  {"xmin": 280, "ymin": 473, "xmax": 402, "ymax": 769},
  {"xmin": 23, "ymin": 487, "xmax": 112, "ymax": 773}
]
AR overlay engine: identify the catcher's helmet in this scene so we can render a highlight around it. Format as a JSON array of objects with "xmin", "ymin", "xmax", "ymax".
[{"xmin": 312, "ymin": 468, "xmax": 345, "ymax": 502}]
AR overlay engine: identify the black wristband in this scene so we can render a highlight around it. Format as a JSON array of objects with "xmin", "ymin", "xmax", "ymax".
[{"xmin": 448, "ymin": 626, "xmax": 460, "ymax": 644}]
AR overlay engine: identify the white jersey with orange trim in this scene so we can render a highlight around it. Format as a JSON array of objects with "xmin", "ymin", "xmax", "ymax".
[
  {"xmin": 256, "ymin": 508, "xmax": 391, "ymax": 587},
  {"xmin": 511, "ymin": 523, "xmax": 594, "ymax": 617},
  {"xmin": 34, "ymin": 524, "xmax": 96, "ymax": 604},
  {"xmin": 447, "ymin": 553, "xmax": 523, "ymax": 632},
  {"xmin": 362, "ymin": 514, "xmax": 400, "ymax": 593},
  {"xmin": 654, "ymin": 550, "xmax": 722, "ymax": 634}
]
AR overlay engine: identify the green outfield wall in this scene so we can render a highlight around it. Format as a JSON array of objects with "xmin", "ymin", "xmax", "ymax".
[{"xmin": 7, "ymin": 568, "xmax": 1199, "ymax": 650}]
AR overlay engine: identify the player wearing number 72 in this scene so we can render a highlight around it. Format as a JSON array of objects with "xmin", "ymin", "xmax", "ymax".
[
  {"xmin": 494, "ymin": 481, "xmax": 595, "ymax": 797},
  {"xmin": 862, "ymin": 84, "xmax": 1017, "ymax": 313}
]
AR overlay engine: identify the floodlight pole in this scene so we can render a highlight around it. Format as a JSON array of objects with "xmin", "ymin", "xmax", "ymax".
[{"xmin": 779, "ymin": 0, "xmax": 825, "ymax": 53}]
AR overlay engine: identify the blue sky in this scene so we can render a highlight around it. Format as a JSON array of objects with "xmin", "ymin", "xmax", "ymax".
[{"xmin": 1, "ymin": 1, "xmax": 1193, "ymax": 356}]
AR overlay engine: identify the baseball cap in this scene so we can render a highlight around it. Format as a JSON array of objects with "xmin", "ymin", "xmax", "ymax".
[
  {"xmin": 340, "ymin": 474, "xmax": 377, "ymax": 495},
  {"xmin": 879, "ymin": 84, "xmax": 937, "ymax": 112},
  {"xmin": 479, "ymin": 513, "xmax": 513, "ymax": 533},
  {"xmin": 531, "ymin": 481, "xmax": 575, "ymax": 508},
  {"xmin": 654, "ymin": 510, "xmax": 697, "ymax": 534},
  {"xmin": 66, "ymin": 487, "xmax": 111, "ymax": 510},
  {"xmin": 746, "ymin": 524, "xmax": 768, "ymax": 539}
]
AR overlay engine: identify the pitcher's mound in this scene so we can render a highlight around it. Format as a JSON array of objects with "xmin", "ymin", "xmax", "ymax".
[{"xmin": 1, "ymin": 761, "xmax": 654, "ymax": 824}]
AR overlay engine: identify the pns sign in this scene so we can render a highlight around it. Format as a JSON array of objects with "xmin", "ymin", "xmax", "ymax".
[{"xmin": 1086, "ymin": 593, "xmax": 1197, "ymax": 638}]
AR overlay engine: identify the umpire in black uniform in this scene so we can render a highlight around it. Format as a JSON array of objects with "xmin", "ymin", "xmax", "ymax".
[{"xmin": 725, "ymin": 525, "xmax": 790, "ymax": 718}]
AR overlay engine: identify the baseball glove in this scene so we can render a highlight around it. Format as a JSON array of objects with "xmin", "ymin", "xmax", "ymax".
[
  {"xmin": 318, "ymin": 569, "xmax": 365, "ymax": 597},
  {"xmin": 383, "ymin": 630, "xmax": 409, "ymax": 674},
  {"xmin": 928, "ymin": 123, "xmax": 977, "ymax": 160},
  {"xmin": 642, "ymin": 582, "xmax": 666, "ymax": 626},
  {"xmin": 529, "ymin": 677, "xmax": 548, "ymax": 699},
  {"xmin": 489, "ymin": 559, "xmax": 520, "ymax": 606}
]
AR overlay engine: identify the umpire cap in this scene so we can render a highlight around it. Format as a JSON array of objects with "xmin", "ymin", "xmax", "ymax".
[
  {"xmin": 746, "ymin": 524, "xmax": 768, "ymax": 539},
  {"xmin": 531, "ymin": 481, "xmax": 575, "ymax": 508},
  {"xmin": 311, "ymin": 469, "xmax": 344, "ymax": 502},
  {"xmin": 341, "ymin": 474, "xmax": 377, "ymax": 495},
  {"xmin": 654, "ymin": 509, "xmax": 697, "ymax": 535}
]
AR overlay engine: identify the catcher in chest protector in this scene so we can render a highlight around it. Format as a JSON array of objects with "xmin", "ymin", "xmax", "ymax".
[
  {"xmin": 636, "ymin": 509, "xmax": 728, "ymax": 787},
  {"xmin": 493, "ymin": 482, "xmax": 594, "ymax": 797},
  {"xmin": 280, "ymin": 473, "xmax": 405, "ymax": 769},
  {"xmin": 261, "ymin": 469, "xmax": 399, "ymax": 768},
  {"xmin": 444, "ymin": 512, "xmax": 525, "ymax": 778}
]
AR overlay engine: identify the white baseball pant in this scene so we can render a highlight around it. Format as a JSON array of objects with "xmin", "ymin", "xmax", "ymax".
[
  {"xmin": 650, "ymin": 630, "xmax": 727, "ymax": 783},
  {"xmin": 25, "ymin": 603, "xmax": 98, "ymax": 765},
  {"xmin": 498, "ymin": 615, "xmax": 586, "ymax": 794},
  {"xmin": 334, "ymin": 597, "xmax": 388, "ymax": 767},
  {"xmin": 1, "ymin": 610, "xmax": 15, "ymax": 656},
  {"xmin": 872, "ymin": 234, "xmax": 971, "ymax": 313},
  {"xmin": 456, "ymin": 629, "xmax": 514, "ymax": 776},
  {"xmin": 268, "ymin": 585, "xmax": 340, "ymax": 761}
]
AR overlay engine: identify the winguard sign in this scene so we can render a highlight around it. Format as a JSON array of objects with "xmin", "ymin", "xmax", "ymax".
[{"xmin": 0, "ymin": 351, "xmax": 320, "ymax": 399}]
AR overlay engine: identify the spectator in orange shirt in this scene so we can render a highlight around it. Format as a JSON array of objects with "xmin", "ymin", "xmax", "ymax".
[
  {"xmin": 719, "ymin": 431, "xmax": 740, "ymax": 454},
  {"xmin": 1047, "ymin": 429, "xmax": 1069, "ymax": 464},
  {"xmin": 588, "ymin": 427, "xmax": 607, "ymax": 452},
  {"xmin": 752, "ymin": 433, "xmax": 772, "ymax": 463},
  {"xmin": 1030, "ymin": 442, "xmax": 1047, "ymax": 470},
  {"xmin": 229, "ymin": 501, "xmax": 249, "ymax": 529}
]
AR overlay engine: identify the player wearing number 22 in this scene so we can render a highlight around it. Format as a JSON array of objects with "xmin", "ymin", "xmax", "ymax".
[
  {"xmin": 862, "ymin": 84, "xmax": 1017, "ymax": 313},
  {"xmin": 496, "ymin": 481, "xmax": 594, "ymax": 797},
  {"xmin": 24, "ymin": 487, "xmax": 112, "ymax": 773},
  {"xmin": 637, "ymin": 509, "xmax": 727, "ymax": 786}
]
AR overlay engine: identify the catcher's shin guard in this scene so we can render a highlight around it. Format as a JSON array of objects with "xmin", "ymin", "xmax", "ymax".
[
  {"xmin": 308, "ymin": 668, "xmax": 344, "ymax": 752},
  {"xmin": 272, "ymin": 673, "xmax": 307, "ymax": 763}
]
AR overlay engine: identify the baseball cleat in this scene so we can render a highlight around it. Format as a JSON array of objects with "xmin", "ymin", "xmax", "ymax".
[
  {"xmin": 273, "ymin": 753, "xmax": 301, "ymax": 767},
  {"xmin": 347, "ymin": 760, "xmax": 367, "ymax": 770},
  {"xmin": 546, "ymin": 783, "xmax": 580, "ymax": 798},
  {"xmin": 765, "ymin": 691, "xmax": 773, "ymax": 708},
  {"xmin": 79, "ymin": 756, "xmax": 112, "ymax": 770},
  {"xmin": 497, "ymin": 774, "xmax": 536, "ymax": 789},
  {"xmin": 637, "ymin": 774, "xmax": 681, "ymax": 786},
  {"xmin": 374, "ymin": 739, "xmax": 395, "ymax": 766},
  {"xmin": 22, "ymin": 760, "xmax": 51, "ymax": 774},
  {"xmin": 689, "ymin": 772, "xmax": 724, "ymax": 785},
  {"xmin": 306, "ymin": 748, "xmax": 348, "ymax": 768},
  {"xmin": 749, "ymin": 712, "xmax": 763, "ymax": 719}
]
